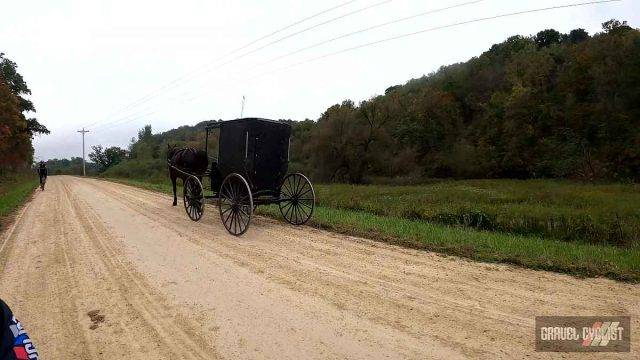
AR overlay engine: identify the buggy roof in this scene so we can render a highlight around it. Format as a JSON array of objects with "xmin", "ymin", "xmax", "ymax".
[{"xmin": 205, "ymin": 118, "xmax": 290, "ymax": 131}]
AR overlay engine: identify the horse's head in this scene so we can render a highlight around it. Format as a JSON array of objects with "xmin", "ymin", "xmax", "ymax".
[{"xmin": 167, "ymin": 144, "xmax": 178, "ymax": 160}]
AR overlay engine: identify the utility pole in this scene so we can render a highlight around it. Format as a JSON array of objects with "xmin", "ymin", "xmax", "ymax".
[
  {"xmin": 240, "ymin": 95, "xmax": 246, "ymax": 118},
  {"xmin": 77, "ymin": 128, "xmax": 90, "ymax": 176}
]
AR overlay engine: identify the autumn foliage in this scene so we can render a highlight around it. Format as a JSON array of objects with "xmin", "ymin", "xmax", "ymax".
[
  {"xmin": 0, "ymin": 53, "xmax": 49, "ymax": 174},
  {"xmin": 299, "ymin": 20, "xmax": 640, "ymax": 183}
]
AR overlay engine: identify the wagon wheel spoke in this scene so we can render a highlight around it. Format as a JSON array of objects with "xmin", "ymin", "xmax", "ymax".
[
  {"xmin": 234, "ymin": 210, "xmax": 244, "ymax": 233},
  {"xmin": 232, "ymin": 211, "xmax": 238, "ymax": 234},
  {"xmin": 223, "ymin": 206, "xmax": 234, "ymax": 226},
  {"xmin": 297, "ymin": 203, "xmax": 309, "ymax": 219},
  {"xmin": 291, "ymin": 203, "xmax": 299, "ymax": 224},
  {"xmin": 221, "ymin": 205, "xmax": 232, "ymax": 215},
  {"xmin": 294, "ymin": 175, "xmax": 303, "ymax": 196},
  {"xmin": 222, "ymin": 182, "xmax": 232, "ymax": 200},
  {"xmin": 292, "ymin": 204, "xmax": 299, "ymax": 224},
  {"xmin": 297, "ymin": 187, "xmax": 312, "ymax": 198},
  {"xmin": 238, "ymin": 211, "xmax": 250, "ymax": 229},
  {"xmin": 229, "ymin": 211, "xmax": 237, "ymax": 233},
  {"xmin": 284, "ymin": 178, "xmax": 294, "ymax": 196},
  {"xmin": 238, "ymin": 206, "xmax": 250, "ymax": 218},
  {"xmin": 232, "ymin": 182, "xmax": 240, "ymax": 202},
  {"xmin": 283, "ymin": 201, "xmax": 295, "ymax": 219},
  {"xmin": 290, "ymin": 176, "xmax": 298, "ymax": 197},
  {"xmin": 295, "ymin": 204, "xmax": 302, "ymax": 224},
  {"xmin": 280, "ymin": 201, "xmax": 293, "ymax": 213}
]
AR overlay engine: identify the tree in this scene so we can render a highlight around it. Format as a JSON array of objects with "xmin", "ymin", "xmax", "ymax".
[
  {"xmin": 0, "ymin": 80, "xmax": 32, "ymax": 172},
  {"xmin": 137, "ymin": 124, "xmax": 152, "ymax": 141},
  {"xmin": 0, "ymin": 52, "xmax": 49, "ymax": 172},
  {"xmin": 99, "ymin": 22, "xmax": 640, "ymax": 183},
  {"xmin": 602, "ymin": 19, "xmax": 632, "ymax": 35},
  {"xmin": 563, "ymin": 29, "xmax": 590, "ymax": 44},
  {"xmin": 0, "ymin": 53, "xmax": 49, "ymax": 137},
  {"xmin": 535, "ymin": 29, "xmax": 562, "ymax": 48},
  {"xmin": 89, "ymin": 145, "xmax": 128, "ymax": 172}
]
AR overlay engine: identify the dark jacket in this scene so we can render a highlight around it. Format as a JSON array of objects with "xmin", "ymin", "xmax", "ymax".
[{"xmin": 0, "ymin": 299, "xmax": 38, "ymax": 360}]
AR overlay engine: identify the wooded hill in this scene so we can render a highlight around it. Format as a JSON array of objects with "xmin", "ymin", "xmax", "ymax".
[{"xmin": 104, "ymin": 20, "xmax": 639, "ymax": 184}]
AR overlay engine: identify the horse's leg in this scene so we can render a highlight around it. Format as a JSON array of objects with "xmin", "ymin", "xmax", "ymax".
[{"xmin": 171, "ymin": 172, "xmax": 178, "ymax": 206}]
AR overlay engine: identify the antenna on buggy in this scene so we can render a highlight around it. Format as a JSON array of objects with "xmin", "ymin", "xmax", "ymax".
[{"xmin": 240, "ymin": 95, "xmax": 246, "ymax": 118}]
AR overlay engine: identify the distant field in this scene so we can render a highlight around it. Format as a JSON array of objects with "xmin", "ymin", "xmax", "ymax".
[
  {"xmin": 0, "ymin": 174, "xmax": 38, "ymax": 228},
  {"xmin": 104, "ymin": 177, "xmax": 640, "ymax": 282}
]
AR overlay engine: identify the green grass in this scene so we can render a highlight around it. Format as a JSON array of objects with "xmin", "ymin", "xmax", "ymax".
[
  {"xmin": 0, "ymin": 174, "xmax": 38, "ymax": 227},
  {"xmin": 314, "ymin": 180, "xmax": 640, "ymax": 247},
  {"xmin": 103, "ymin": 177, "xmax": 640, "ymax": 282}
]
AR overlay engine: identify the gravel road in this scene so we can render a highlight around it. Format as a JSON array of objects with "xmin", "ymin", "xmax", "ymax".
[{"xmin": 0, "ymin": 176, "xmax": 637, "ymax": 359}]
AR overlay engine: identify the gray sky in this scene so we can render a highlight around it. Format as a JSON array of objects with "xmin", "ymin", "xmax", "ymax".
[{"xmin": 1, "ymin": 0, "xmax": 637, "ymax": 161}]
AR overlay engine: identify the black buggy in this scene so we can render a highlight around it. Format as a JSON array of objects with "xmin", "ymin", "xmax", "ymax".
[{"xmin": 175, "ymin": 118, "xmax": 315, "ymax": 236}]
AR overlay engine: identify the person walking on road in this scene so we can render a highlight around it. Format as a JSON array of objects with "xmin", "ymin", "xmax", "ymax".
[{"xmin": 36, "ymin": 162, "xmax": 47, "ymax": 190}]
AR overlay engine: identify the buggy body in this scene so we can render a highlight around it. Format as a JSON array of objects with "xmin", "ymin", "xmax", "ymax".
[{"xmin": 207, "ymin": 118, "xmax": 291, "ymax": 199}]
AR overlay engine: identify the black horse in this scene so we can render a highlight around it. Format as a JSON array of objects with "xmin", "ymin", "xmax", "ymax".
[{"xmin": 167, "ymin": 145, "xmax": 208, "ymax": 206}]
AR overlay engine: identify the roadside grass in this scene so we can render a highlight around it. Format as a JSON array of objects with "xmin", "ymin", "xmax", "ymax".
[
  {"xmin": 103, "ymin": 177, "xmax": 640, "ymax": 282},
  {"xmin": 0, "ymin": 174, "xmax": 38, "ymax": 228},
  {"xmin": 314, "ymin": 180, "xmax": 640, "ymax": 248}
]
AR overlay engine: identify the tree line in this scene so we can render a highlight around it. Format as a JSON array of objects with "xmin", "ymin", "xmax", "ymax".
[
  {"xmin": 96, "ymin": 20, "xmax": 639, "ymax": 184},
  {"xmin": 0, "ymin": 53, "xmax": 49, "ymax": 176},
  {"xmin": 303, "ymin": 19, "xmax": 639, "ymax": 183}
]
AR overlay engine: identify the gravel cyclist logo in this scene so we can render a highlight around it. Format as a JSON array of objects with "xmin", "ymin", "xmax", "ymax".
[{"xmin": 536, "ymin": 316, "xmax": 630, "ymax": 352}]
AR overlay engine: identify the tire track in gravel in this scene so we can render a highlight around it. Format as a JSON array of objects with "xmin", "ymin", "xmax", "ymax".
[
  {"xmin": 60, "ymin": 180, "xmax": 221, "ymax": 359},
  {"xmin": 2, "ymin": 176, "xmax": 638, "ymax": 359},
  {"xmin": 76, "ymin": 177, "xmax": 639, "ymax": 359}
]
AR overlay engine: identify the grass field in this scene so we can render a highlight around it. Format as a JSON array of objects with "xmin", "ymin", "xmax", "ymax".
[
  {"xmin": 0, "ymin": 174, "xmax": 38, "ymax": 229},
  {"xmin": 104, "ymin": 177, "xmax": 640, "ymax": 282},
  {"xmin": 314, "ymin": 180, "xmax": 640, "ymax": 247}
]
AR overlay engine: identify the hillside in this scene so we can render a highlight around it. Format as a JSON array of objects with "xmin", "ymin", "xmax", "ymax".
[{"xmin": 104, "ymin": 20, "xmax": 639, "ymax": 183}]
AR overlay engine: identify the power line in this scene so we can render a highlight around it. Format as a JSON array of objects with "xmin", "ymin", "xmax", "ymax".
[
  {"xmin": 121, "ymin": 0, "xmax": 394, "ymax": 114},
  {"xmin": 179, "ymin": 0, "xmax": 623, "ymax": 105},
  {"xmin": 86, "ymin": 0, "xmax": 400, "ymax": 130},
  {"xmin": 95, "ymin": 111, "xmax": 157, "ymax": 132},
  {"xmin": 257, "ymin": 0, "xmax": 623, "ymax": 78},
  {"xmin": 219, "ymin": 0, "xmax": 393, "ymax": 66},
  {"xmin": 83, "ymin": 0, "xmax": 360, "ymax": 128},
  {"xmin": 227, "ymin": 0, "xmax": 358, "ymax": 57},
  {"xmin": 257, "ymin": 0, "xmax": 485, "ymax": 67},
  {"xmin": 91, "ymin": 108, "xmax": 153, "ymax": 131},
  {"xmin": 110, "ymin": 0, "xmax": 485, "ymax": 112},
  {"xmin": 92, "ymin": 0, "xmax": 622, "ymax": 134},
  {"xmin": 94, "ymin": 0, "xmax": 393, "ymax": 128}
]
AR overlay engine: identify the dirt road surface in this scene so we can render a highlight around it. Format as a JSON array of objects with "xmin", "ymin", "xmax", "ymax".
[{"xmin": 0, "ymin": 176, "xmax": 637, "ymax": 359}]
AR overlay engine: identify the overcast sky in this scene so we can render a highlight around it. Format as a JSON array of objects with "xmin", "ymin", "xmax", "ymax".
[{"xmin": 1, "ymin": 0, "xmax": 637, "ymax": 160}]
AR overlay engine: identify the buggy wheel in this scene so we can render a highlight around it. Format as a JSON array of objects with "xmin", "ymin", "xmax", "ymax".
[
  {"xmin": 219, "ymin": 173, "xmax": 253, "ymax": 236},
  {"xmin": 279, "ymin": 173, "xmax": 315, "ymax": 225},
  {"xmin": 183, "ymin": 176, "xmax": 204, "ymax": 221}
]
